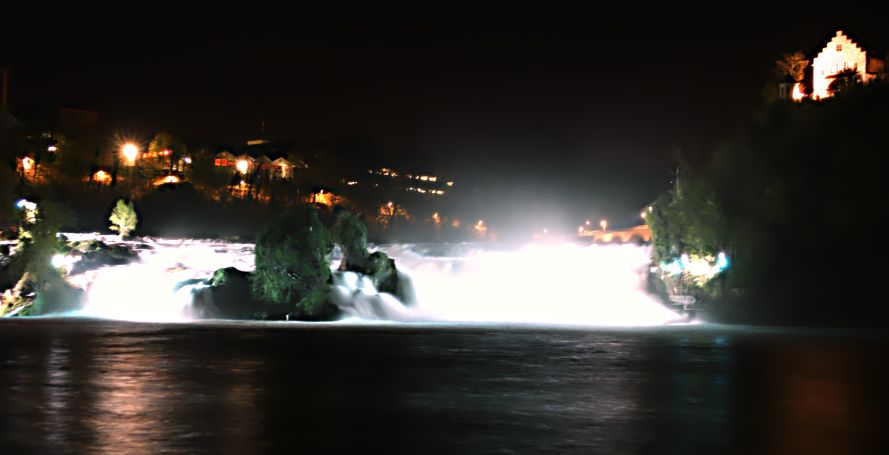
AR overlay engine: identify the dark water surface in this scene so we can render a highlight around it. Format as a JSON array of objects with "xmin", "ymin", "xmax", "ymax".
[{"xmin": 1, "ymin": 319, "xmax": 887, "ymax": 454}]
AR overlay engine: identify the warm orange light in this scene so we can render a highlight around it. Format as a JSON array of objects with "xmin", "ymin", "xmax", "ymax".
[
  {"xmin": 432, "ymin": 212, "xmax": 441, "ymax": 224},
  {"xmin": 94, "ymin": 170, "xmax": 112, "ymax": 184},
  {"xmin": 21, "ymin": 157, "xmax": 33, "ymax": 172},
  {"xmin": 600, "ymin": 219, "xmax": 608, "ymax": 231},
  {"xmin": 236, "ymin": 160, "xmax": 249, "ymax": 174},
  {"xmin": 451, "ymin": 219, "xmax": 461, "ymax": 228},
  {"xmin": 474, "ymin": 220, "xmax": 487, "ymax": 236},
  {"xmin": 811, "ymin": 31, "xmax": 870, "ymax": 99},
  {"xmin": 791, "ymin": 82, "xmax": 805, "ymax": 101},
  {"xmin": 122, "ymin": 143, "xmax": 139, "ymax": 165},
  {"xmin": 153, "ymin": 175, "xmax": 180, "ymax": 186},
  {"xmin": 640, "ymin": 210, "xmax": 647, "ymax": 219},
  {"xmin": 313, "ymin": 191, "xmax": 333, "ymax": 206}
]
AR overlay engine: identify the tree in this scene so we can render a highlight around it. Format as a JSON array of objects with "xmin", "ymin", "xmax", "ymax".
[
  {"xmin": 190, "ymin": 148, "xmax": 232, "ymax": 198},
  {"xmin": 147, "ymin": 131, "xmax": 188, "ymax": 175},
  {"xmin": 706, "ymin": 84, "xmax": 889, "ymax": 324},
  {"xmin": 3, "ymin": 200, "xmax": 81, "ymax": 315},
  {"xmin": 775, "ymin": 51, "xmax": 809, "ymax": 82},
  {"xmin": 647, "ymin": 163, "xmax": 725, "ymax": 263},
  {"xmin": 0, "ymin": 162, "xmax": 16, "ymax": 229},
  {"xmin": 251, "ymin": 206, "xmax": 334, "ymax": 315},
  {"xmin": 109, "ymin": 199, "xmax": 138, "ymax": 238},
  {"xmin": 332, "ymin": 209, "xmax": 369, "ymax": 268},
  {"xmin": 828, "ymin": 68, "xmax": 863, "ymax": 96}
]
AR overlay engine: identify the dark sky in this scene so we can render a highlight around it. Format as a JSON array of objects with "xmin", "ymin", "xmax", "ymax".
[{"xmin": 3, "ymin": 7, "xmax": 886, "ymax": 232}]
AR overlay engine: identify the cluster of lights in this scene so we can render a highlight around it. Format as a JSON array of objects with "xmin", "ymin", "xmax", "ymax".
[
  {"xmin": 406, "ymin": 174, "xmax": 437, "ymax": 182},
  {"xmin": 16, "ymin": 199, "xmax": 38, "ymax": 224},
  {"xmin": 368, "ymin": 167, "xmax": 453, "ymax": 190},
  {"xmin": 406, "ymin": 187, "xmax": 445, "ymax": 196},
  {"xmin": 145, "ymin": 149, "xmax": 173, "ymax": 159},
  {"xmin": 660, "ymin": 252, "xmax": 730, "ymax": 286},
  {"xmin": 368, "ymin": 167, "xmax": 399, "ymax": 177}
]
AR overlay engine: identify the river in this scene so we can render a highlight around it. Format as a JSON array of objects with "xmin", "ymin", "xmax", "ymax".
[{"xmin": 1, "ymin": 319, "xmax": 886, "ymax": 453}]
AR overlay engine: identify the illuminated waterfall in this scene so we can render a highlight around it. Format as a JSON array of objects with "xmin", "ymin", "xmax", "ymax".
[
  {"xmin": 375, "ymin": 243, "xmax": 681, "ymax": 326},
  {"xmin": 63, "ymin": 235, "xmax": 680, "ymax": 325}
]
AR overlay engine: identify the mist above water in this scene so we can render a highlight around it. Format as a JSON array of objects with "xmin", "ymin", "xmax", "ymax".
[{"xmin": 375, "ymin": 243, "xmax": 680, "ymax": 325}]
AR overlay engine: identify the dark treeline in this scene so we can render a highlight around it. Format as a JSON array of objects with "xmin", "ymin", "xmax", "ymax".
[{"xmin": 650, "ymin": 83, "xmax": 889, "ymax": 326}]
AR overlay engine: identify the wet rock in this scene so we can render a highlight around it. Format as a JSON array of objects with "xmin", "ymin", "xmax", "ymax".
[
  {"xmin": 68, "ymin": 240, "xmax": 141, "ymax": 275},
  {"xmin": 191, "ymin": 267, "xmax": 259, "ymax": 319}
]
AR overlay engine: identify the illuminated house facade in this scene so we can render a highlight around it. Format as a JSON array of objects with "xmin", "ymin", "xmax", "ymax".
[
  {"xmin": 811, "ymin": 30, "xmax": 879, "ymax": 99},
  {"xmin": 213, "ymin": 140, "xmax": 308, "ymax": 180},
  {"xmin": 786, "ymin": 30, "xmax": 886, "ymax": 101}
]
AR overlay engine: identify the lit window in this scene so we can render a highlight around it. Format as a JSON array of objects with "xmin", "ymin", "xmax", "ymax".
[
  {"xmin": 836, "ymin": 44, "xmax": 842, "ymax": 51},
  {"xmin": 215, "ymin": 159, "xmax": 222, "ymax": 166}
]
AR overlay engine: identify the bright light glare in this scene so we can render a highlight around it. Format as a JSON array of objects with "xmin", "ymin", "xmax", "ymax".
[
  {"xmin": 67, "ymin": 235, "xmax": 681, "ymax": 326},
  {"xmin": 236, "ymin": 160, "xmax": 249, "ymax": 174},
  {"xmin": 385, "ymin": 243, "xmax": 682, "ymax": 326},
  {"xmin": 122, "ymin": 143, "xmax": 139, "ymax": 164},
  {"xmin": 51, "ymin": 254, "xmax": 67, "ymax": 269}
]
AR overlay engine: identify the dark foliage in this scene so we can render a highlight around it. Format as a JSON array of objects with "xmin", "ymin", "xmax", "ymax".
[{"xmin": 252, "ymin": 206, "xmax": 334, "ymax": 315}]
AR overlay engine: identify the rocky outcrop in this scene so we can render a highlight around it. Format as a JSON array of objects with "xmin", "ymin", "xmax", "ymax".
[
  {"xmin": 189, "ymin": 267, "xmax": 341, "ymax": 321},
  {"xmin": 68, "ymin": 240, "xmax": 141, "ymax": 275}
]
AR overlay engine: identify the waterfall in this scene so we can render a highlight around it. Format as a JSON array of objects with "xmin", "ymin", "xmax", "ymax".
[{"xmin": 60, "ymin": 234, "xmax": 679, "ymax": 325}]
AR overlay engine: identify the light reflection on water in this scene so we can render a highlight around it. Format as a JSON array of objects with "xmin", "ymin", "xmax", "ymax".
[{"xmin": 0, "ymin": 320, "xmax": 887, "ymax": 453}]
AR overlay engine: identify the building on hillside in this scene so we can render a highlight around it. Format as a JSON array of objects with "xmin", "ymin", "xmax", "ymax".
[
  {"xmin": 781, "ymin": 29, "xmax": 886, "ymax": 101},
  {"xmin": 214, "ymin": 150, "xmax": 237, "ymax": 168},
  {"xmin": 811, "ymin": 30, "xmax": 884, "ymax": 99},
  {"xmin": 213, "ymin": 139, "xmax": 308, "ymax": 180}
]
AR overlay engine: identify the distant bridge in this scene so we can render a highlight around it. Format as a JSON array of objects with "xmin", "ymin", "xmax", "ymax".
[{"xmin": 578, "ymin": 224, "xmax": 651, "ymax": 244}]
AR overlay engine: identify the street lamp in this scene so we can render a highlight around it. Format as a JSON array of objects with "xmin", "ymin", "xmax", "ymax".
[
  {"xmin": 600, "ymin": 219, "xmax": 608, "ymax": 231},
  {"xmin": 236, "ymin": 159, "xmax": 249, "ymax": 174},
  {"xmin": 122, "ymin": 143, "xmax": 139, "ymax": 166}
]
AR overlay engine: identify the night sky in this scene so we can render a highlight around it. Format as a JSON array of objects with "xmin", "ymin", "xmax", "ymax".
[{"xmin": 3, "ymin": 7, "xmax": 886, "ymax": 231}]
